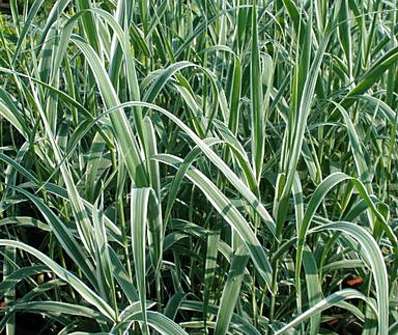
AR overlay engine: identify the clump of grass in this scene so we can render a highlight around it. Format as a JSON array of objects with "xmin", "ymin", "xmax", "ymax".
[{"xmin": 0, "ymin": 0, "xmax": 397, "ymax": 334}]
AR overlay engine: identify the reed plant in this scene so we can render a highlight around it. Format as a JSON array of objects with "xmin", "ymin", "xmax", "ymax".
[{"xmin": 0, "ymin": 0, "xmax": 398, "ymax": 334}]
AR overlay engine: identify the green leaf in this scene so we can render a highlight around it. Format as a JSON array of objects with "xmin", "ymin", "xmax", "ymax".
[{"xmin": 0, "ymin": 240, "xmax": 115, "ymax": 320}]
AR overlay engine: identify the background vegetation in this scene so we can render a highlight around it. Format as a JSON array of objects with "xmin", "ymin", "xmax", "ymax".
[{"xmin": 0, "ymin": 0, "xmax": 398, "ymax": 334}]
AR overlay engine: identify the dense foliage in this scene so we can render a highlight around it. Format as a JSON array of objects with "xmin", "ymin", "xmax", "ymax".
[{"xmin": 0, "ymin": 0, "xmax": 398, "ymax": 334}]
